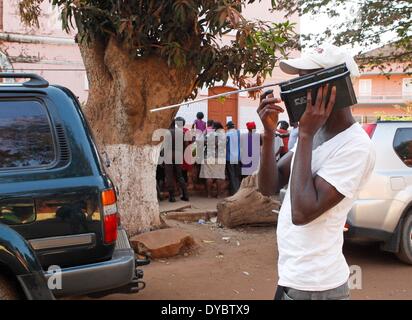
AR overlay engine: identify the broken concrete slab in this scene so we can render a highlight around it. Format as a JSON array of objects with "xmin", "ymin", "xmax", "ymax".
[
  {"xmin": 130, "ymin": 228, "xmax": 195, "ymax": 259},
  {"xmin": 165, "ymin": 210, "xmax": 217, "ymax": 222}
]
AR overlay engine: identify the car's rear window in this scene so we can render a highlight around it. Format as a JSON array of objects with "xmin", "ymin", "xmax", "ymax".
[
  {"xmin": 0, "ymin": 100, "xmax": 55, "ymax": 169},
  {"xmin": 393, "ymin": 128, "xmax": 412, "ymax": 168}
]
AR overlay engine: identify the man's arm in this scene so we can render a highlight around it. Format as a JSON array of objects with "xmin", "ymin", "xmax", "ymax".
[
  {"xmin": 257, "ymin": 91, "xmax": 293, "ymax": 196},
  {"xmin": 290, "ymin": 85, "xmax": 344, "ymax": 225},
  {"xmin": 291, "ymin": 135, "xmax": 344, "ymax": 225},
  {"xmin": 258, "ymin": 129, "xmax": 276, "ymax": 195}
]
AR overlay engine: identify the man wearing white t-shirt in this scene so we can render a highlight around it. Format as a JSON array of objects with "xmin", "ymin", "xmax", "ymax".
[{"xmin": 257, "ymin": 43, "xmax": 375, "ymax": 300}]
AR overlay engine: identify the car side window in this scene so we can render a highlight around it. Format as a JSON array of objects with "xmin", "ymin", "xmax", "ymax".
[
  {"xmin": 393, "ymin": 128, "xmax": 412, "ymax": 167},
  {"xmin": 0, "ymin": 100, "xmax": 55, "ymax": 169}
]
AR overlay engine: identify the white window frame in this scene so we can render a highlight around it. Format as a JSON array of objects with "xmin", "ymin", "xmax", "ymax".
[
  {"xmin": 402, "ymin": 78, "xmax": 412, "ymax": 97},
  {"xmin": 358, "ymin": 79, "xmax": 372, "ymax": 96}
]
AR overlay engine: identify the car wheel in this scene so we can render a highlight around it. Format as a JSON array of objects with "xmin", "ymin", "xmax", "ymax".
[
  {"xmin": 396, "ymin": 213, "xmax": 412, "ymax": 265},
  {"xmin": 0, "ymin": 274, "xmax": 19, "ymax": 300}
]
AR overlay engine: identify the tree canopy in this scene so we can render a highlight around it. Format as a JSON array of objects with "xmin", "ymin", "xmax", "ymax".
[
  {"xmin": 19, "ymin": 0, "xmax": 298, "ymax": 97},
  {"xmin": 273, "ymin": 0, "xmax": 412, "ymax": 72}
]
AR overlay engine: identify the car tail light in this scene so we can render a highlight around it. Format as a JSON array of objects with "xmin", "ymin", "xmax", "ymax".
[
  {"xmin": 101, "ymin": 189, "xmax": 118, "ymax": 244},
  {"xmin": 362, "ymin": 123, "xmax": 377, "ymax": 138}
]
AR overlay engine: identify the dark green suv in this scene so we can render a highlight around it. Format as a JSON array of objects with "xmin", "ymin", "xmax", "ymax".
[{"xmin": 0, "ymin": 73, "xmax": 147, "ymax": 300}]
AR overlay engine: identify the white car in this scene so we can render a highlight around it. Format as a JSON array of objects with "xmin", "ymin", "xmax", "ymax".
[
  {"xmin": 346, "ymin": 121, "xmax": 412, "ymax": 264},
  {"xmin": 278, "ymin": 120, "xmax": 412, "ymax": 264}
]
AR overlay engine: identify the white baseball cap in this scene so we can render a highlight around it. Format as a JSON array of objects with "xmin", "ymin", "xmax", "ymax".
[{"xmin": 279, "ymin": 43, "xmax": 360, "ymax": 77}]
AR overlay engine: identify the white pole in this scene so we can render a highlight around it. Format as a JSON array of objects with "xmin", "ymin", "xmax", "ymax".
[{"xmin": 149, "ymin": 82, "xmax": 280, "ymax": 113}]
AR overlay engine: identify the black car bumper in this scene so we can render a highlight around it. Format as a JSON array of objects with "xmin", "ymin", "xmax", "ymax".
[{"xmin": 43, "ymin": 228, "xmax": 145, "ymax": 297}]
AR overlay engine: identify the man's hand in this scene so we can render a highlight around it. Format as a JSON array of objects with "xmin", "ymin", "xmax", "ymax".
[
  {"xmin": 299, "ymin": 84, "xmax": 336, "ymax": 138},
  {"xmin": 257, "ymin": 90, "xmax": 291, "ymax": 196},
  {"xmin": 257, "ymin": 90, "xmax": 284, "ymax": 133}
]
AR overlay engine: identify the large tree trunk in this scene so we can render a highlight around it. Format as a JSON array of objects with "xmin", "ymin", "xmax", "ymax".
[
  {"xmin": 79, "ymin": 37, "xmax": 196, "ymax": 236},
  {"xmin": 217, "ymin": 175, "xmax": 280, "ymax": 228}
]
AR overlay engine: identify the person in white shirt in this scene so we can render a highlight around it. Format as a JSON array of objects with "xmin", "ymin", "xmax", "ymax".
[
  {"xmin": 288, "ymin": 122, "xmax": 299, "ymax": 150},
  {"xmin": 274, "ymin": 133, "xmax": 284, "ymax": 161},
  {"xmin": 257, "ymin": 43, "xmax": 375, "ymax": 300}
]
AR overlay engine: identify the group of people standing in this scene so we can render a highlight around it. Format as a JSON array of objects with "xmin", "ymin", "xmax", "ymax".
[{"xmin": 157, "ymin": 111, "xmax": 299, "ymax": 202}]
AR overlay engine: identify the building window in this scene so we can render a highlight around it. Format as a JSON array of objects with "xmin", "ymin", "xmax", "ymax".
[
  {"xmin": 402, "ymin": 78, "xmax": 412, "ymax": 98},
  {"xmin": 358, "ymin": 79, "xmax": 372, "ymax": 96}
]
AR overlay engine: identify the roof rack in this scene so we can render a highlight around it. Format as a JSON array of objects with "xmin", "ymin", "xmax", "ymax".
[{"xmin": 0, "ymin": 73, "xmax": 49, "ymax": 88}]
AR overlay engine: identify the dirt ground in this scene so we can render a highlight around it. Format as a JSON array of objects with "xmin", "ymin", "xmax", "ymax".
[
  {"xmin": 98, "ymin": 213, "xmax": 412, "ymax": 300},
  {"xmin": 102, "ymin": 219, "xmax": 278, "ymax": 300},
  {"xmin": 87, "ymin": 196, "xmax": 412, "ymax": 300}
]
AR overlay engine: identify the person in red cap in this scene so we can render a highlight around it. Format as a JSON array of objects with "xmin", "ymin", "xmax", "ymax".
[
  {"xmin": 277, "ymin": 120, "xmax": 290, "ymax": 158},
  {"xmin": 246, "ymin": 121, "xmax": 256, "ymax": 131}
]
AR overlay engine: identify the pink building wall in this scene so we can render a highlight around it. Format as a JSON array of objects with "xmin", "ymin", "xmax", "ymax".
[
  {"xmin": 353, "ymin": 74, "xmax": 411, "ymax": 98},
  {"xmin": 0, "ymin": 1, "xmax": 88, "ymax": 102},
  {"xmin": 351, "ymin": 64, "xmax": 412, "ymax": 121}
]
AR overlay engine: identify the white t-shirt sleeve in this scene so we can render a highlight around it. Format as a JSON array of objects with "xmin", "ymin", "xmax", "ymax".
[{"xmin": 316, "ymin": 142, "xmax": 374, "ymax": 199}]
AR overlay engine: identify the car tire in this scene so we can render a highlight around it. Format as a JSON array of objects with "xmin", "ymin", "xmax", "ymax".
[
  {"xmin": 0, "ymin": 274, "xmax": 19, "ymax": 300},
  {"xmin": 396, "ymin": 213, "xmax": 412, "ymax": 265}
]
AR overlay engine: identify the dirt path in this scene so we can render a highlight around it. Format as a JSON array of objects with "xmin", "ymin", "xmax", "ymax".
[
  {"xmin": 103, "ymin": 219, "xmax": 277, "ymax": 300},
  {"xmin": 100, "ymin": 218, "xmax": 412, "ymax": 300}
]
